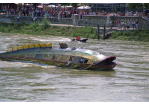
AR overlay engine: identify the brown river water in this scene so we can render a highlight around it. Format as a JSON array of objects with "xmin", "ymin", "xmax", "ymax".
[{"xmin": 0, "ymin": 32, "xmax": 149, "ymax": 102}]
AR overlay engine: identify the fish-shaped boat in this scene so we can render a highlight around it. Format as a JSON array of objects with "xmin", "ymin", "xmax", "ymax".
[{"xmin": 0, "ymin": 43, "xmax": 117, "ymax": 70}]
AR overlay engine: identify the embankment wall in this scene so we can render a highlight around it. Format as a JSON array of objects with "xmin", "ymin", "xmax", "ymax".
[{"xmin": 0, "ymin": 14, "xmax": 148, "ymax": 28}]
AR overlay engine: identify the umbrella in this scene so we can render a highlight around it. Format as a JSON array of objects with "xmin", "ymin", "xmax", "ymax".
[
  {"xmin": 77, "ymin": 6, "xmax": 91, "ymax": 10},
  {"xmin": 61, "ymin": 6, "xmax": 72, "ymax": 8},
  {"xmin": 37, "ymin": 5, "xmax": 43, "ymax": 8},
  {"xmin": 41, "ymin": 3, "xmax": 49, "ymax": 5},
  {"xmin": 47, "ymin": 5, "xmax": 58, "ymax": 8}
]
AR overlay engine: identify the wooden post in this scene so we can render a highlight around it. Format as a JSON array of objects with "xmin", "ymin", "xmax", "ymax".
[
  {"xmin": 141, "ymin": 17, "xmax": 142, "ymax": 29},
  {"xmin": 103, "ymin": 25, "xmax": 105, "ymax": 40},
  {"xmin": 97, "ymin": 24, "xmax": 100, "ymax": 40},
  {"xmin": 147, "ymin": 21, "xmax": 149, "ymax": 29}
]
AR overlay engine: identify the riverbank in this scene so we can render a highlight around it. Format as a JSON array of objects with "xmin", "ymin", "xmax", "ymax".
[
  {"xmin": 0, "ymin": 21, "xmax": 96, "ymax": 39},
  {"xmin": 110, "ymin": 28, "xmax": 149, "ymax": 42},
  {"xmin": 0, "ymin": 21, "xmax": 149, "ymax": 42}
]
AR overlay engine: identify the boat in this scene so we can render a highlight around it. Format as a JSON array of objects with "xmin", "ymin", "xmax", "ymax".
[
  {"xmin": 71, "ymin": 38, "xmax": 88, "ymax": 42},
  {"xmin": 0, "ymin": 43, "xmax": 117, "ymax": 70}
]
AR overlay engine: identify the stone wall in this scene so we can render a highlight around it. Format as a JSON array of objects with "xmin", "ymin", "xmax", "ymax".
[
  {"xmin": 0, "ymin": 14, "xmax": 149, "ymax": 28},
  {"xmin": 74, "ymin": 15, "xmax": 149, "ymax": 28}
]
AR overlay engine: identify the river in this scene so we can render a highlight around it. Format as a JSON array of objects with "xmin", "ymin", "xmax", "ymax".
[{"xmin": 0, "ymin": 32, "xmax": 149, "ymax": 102}]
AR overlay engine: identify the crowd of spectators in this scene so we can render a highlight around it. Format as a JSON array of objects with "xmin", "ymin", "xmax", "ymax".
[
  {"xmin": 0, "ymin": 4, "xmax": 149, "ymax": 20},
  {"xmin": 115, "ymin": 19, "xmax": 141, "ymax": 30}
]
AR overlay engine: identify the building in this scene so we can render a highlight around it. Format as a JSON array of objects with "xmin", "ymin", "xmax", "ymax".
[
  {"xmin": 89, "ymin": 3, "xmax": 144, "ymax": 13},
  {"xmin": 89, "ymin": 3, "xmax": 126, "ymax": 13}
]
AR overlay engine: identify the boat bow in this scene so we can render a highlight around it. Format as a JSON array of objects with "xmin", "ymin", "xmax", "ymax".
[{"xmin": 93, "ymin": 56, "xmax": 116, "ymax": 66}]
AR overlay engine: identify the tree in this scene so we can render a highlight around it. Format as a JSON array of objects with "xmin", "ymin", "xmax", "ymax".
[
  {"xmin": 144, "ymin": 3, "xmax": 149, "ymax": 9},
  {"xmin": 127, "ymin": 3, "xmax": 149, "ymax": 11},
  {"xmin": 127, "ymin": 3, "xmax": 142, "ymax": 11}
]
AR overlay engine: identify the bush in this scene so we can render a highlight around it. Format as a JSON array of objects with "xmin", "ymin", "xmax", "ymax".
[
  {"xmin": 111, "ymin": 31, "xmax": 121, "ymax": 39},
  {"xmin": 0, "ymin": 26, "xmax": 5, "ymax": 32},
  {"xmin": 32, "ymin": 20, "xmax": 39, "ymax": 28},
  {"xmin": 42, "ymin": 18, "xmax": 51, "ymax": 29}
]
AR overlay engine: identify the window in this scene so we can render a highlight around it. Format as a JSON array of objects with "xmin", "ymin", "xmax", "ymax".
[
  {"xmin": 104, "ymin": 4, "xmax": 108, "ymax": 7},
  {"xmin": 35, "ymin": 54, "xmax": 43, "ymax": 59},
  {"xmin": 85, "ymin": 50, "xmax": 100, "ymax": 56},
  {"xmin": 116, "ymin": 4, "xmax": 120, "ymax": 7},
  {"xmin": 120, "ymin": 4, "xmax": 124, "ymax": 7}
]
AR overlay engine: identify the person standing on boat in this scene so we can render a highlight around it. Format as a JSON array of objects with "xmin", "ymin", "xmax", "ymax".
[
  {"xmin": 79, "ymin": 57, "xmax": 83, "ymax": 63},
  {"xmin": 66, "ymin": 55, "xmax": 74, "ymax": 66}
]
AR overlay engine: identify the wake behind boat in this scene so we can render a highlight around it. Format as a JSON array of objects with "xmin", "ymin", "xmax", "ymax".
[{"xmin": 0, "ymin": 43, "xmax": 117, "ymax": 70}]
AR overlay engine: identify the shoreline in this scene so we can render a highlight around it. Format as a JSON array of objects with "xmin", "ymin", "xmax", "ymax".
[{"xmin": 0, "ymin": 21, "xmax": 149, "ymax": 42}]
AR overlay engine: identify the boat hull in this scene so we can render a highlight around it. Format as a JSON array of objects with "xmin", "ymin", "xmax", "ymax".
[
  {"xmin": 0, "ymin": 55, "xmax": 117, "ymax": 71},
  {"xmin": 0, "ymin": 43, "xmax": 117, "ymax": 71},
  {"xmin": 71, "ymin": 38, "xmax": 88, "ymax": 42}
]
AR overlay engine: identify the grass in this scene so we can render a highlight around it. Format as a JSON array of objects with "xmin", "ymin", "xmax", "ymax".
[
  {"xmin": 0, "ymin": 19, "xmax": 96, "ymax": 39},
  {"xmin": 110, "ymin": 28, "xmax": 149, "ymax": 42}
]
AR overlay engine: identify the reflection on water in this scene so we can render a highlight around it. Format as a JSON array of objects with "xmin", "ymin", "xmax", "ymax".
[{"xmin": 0, "ymin": 33, "xmax": 149, "ymax": 102}]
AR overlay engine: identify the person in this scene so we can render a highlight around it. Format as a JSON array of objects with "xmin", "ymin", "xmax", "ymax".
[
  {"xmin": 79, "ymin": 57, "xmax": 83, "ymax": 63},
  {"xmin": 85, "ymin": 19, "xmax": 87, "ymax": 26},
  {"xmin": 3, "ymin": 8, "xmax": 5, "ymax": 15},
  {"xmin": 48, "ymin": 9, "xmax": 52, "ymax": 18},
  {"xmin": 118, "ymin": 20, "xmax": 121, "ymax": 28},
  {"xmin": 123, "ymin": 22, "xmax": 126, "ymax": 30},
  {"xmin": 138, "ymin": 20, "xmax": 140, "ymax": 28},
  {"xmin": 76, "ymin": 36, "xmax": 80, "ymax": 40},
  {"xmin": 136, "ymin": 21, "xmax": 138, "ymax": 29},
  {"xmin": 33, "ymin": 15, "xmax": 37, "ymax": 22},
  {"xmin": 127, "ymin": 22, "xmax": 130, "ymax": 30},
  {"xmin": 110, "ymin": 20, "xmax": 112, "ymax": 29},
  {"xmin": 66, "ymin": 55, "xmax": 74, "ymax": 66},
  {"xmin": 17, "ymin": 15, "xmax": 19, "ymax": 23},
  {"xmin": 116, "ymin": 20, "xmax": 119, "ymax": 27},
  {"xmin": 121, "ymin": 21, "xmax": 124, "ymax": 30},
  {"xmin": 132, "ymin": 21, "xmax": 135, "ymax": 29}
]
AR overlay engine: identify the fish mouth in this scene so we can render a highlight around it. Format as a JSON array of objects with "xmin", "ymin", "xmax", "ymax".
[{"xmin": 94, "ymin": 56, "xmax": 116, "ymax": 66}]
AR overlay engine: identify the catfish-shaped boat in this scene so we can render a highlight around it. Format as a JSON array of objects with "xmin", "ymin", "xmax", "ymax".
[{"xmin": 0, "ymin": 43, "xmax": 117, "ymax": 70}]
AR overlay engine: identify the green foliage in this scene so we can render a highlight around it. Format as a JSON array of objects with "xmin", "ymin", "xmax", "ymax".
[
  {"xmin": 1, "ymin": 22, "xmax": 149, "ymax": 42},
  {"xmin": 111, "ymin": 31, "xmax": 121, "ymax": 39},
  {"xmin": 143, "ymin": 3, "xmax": 149, "ymax": 9},
  {"xmin": 21, "ymin": 21, "xmax": 27, "ymax": 25},
  {"xmin": 127, "ymin": 3, "xmax": 143, "ymax": 11},
  {"xmin": 32, "ymin": 20, "xmax": 39, "ymax": 28},
  {"xmin": 0, "ymin": 26, "xmax": 5, "ymax": 32},
  {"xmin": 127, "ymin": 3, "xmax": 149, "ymax": 11},
  {"xmin": 42, "ymin": 18, "xmax": 51, "ymax": 29},
  {"xmin": 111, "ymin": 29, "xmax": 149, "ymax": 42}
]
